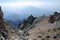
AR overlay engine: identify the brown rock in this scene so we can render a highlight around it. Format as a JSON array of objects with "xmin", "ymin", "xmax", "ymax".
[
  {"xmin": 48, "ymin": 12, "xmax": 60, "ymax": 23},
  {"xmin": 0, "ymin": 6, "xmax": 5, "ymax": 29}
]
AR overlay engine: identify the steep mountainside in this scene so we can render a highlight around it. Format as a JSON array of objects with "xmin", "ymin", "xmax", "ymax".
[{"xmin": 26, "ymin": 12, "xmax": 60, "ymax": 40}]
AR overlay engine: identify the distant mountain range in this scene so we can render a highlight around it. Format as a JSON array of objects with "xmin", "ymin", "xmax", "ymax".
[
  {"xmin": 4, "ymin": 19, "xmax": 21, "ymax": 28},
  {"xmin": 3, "ymin": 6, "xmax": 53, "ymax": 20}
]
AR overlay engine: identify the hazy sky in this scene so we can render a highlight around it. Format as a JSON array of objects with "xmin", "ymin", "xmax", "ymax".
[
  {"xmin": 0, "ymin": 0, "xmax": 60, "ymax": 10},
  {"xmin": 0, "ymin": 0, "xmax": 60, "ymax": 2},
  {"xmin": 0, "ymin": 0, "xmax": 60, "ymax": 13},
  {"xmin": 0, "ymin": 0, "xmax": 60, "ymax": 20},
  {"xmin": 0, "ymin": 0, "xmax": 60, "ymax": 6}
]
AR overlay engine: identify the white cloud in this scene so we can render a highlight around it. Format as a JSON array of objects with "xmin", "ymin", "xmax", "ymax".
[
  {"xmin": 0, "ymin": 1, "xmax": 47, "ymax": 7},
  {"xmin": 1, "ymin": 1, "xmax": 60, "ymax": 8},
  {"xmin": 0, "ymin": 1, "xmax": 60, "ymax": 12}
]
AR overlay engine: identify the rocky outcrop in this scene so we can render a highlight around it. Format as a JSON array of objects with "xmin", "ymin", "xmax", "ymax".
[
  {"xmin": 0, "ymin": 6, "xmax": 5, "ymax": 29},
  {"xmin": 48, "ymin": 12, "xmax": 60, "ymax": 23},
  {"xmin": 18, "ymin": 15, "xmax": 36, "ymax": 30},
  {"xmin": 26, "ymin": 15, "xmax": 35, "ymax": 24}
]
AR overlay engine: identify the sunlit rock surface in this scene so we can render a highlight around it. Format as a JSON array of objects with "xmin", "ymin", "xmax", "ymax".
[{"xmin": 27, "ymin": 14, "xmax": 60, "ymax": 40}]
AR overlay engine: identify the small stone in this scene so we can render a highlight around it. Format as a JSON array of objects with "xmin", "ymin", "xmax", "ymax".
[
  {"xmin": 48, "ymin": 29, "xmax": 50, "ymax": 32},
  {"xmin": 41, "ymin": 38, "xmax": 45, "ymax": 40},
  {"xmin": 45, "ymin": 38, "xmax": 50, "ymax": 40},
  {"xmin": 53, "ymin": 28, "xmax": 56, "ymax": 31},
  {"xmin": 53, "ymin": 36, "xmax": 57, "ymax": 39},
  {"xmin": 57, "ymin": 34, "xmax": 60, "ymax": 36},
  {"xmin": 46, "ymin": 36, "xmax": 50, "ymax": 38},
  {"xmin": 34, "ymin": 39, "xmax": 36, "ymax": 40},
  {"xmin": 38, "ymin": 36, "xmax": 42, "ymax": 38},
  {"xmin": 57, "ymin": 27, "xmax": 60, "ymax": 30},
  {"xmin": 11, "ymin": 36, "xmax": 14, "ymax": 38}
]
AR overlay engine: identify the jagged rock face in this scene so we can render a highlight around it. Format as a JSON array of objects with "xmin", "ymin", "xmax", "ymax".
[
  {"xmin": 0, "ymin": 7, "xmax": 7, "ymax": 40},
  {"xmin": 0, "ymin": 6, "xmax": 8, "ymax": 40},
  {"xmin": 0, "ymin": 6, "xmax": 5, "ymax": 29},
  {"xmin": 18, "ymin": 15, "xmax": 35, "ymax": 30},
  {"xmin": 48, "ymin": 12, "xmax": 60, "ymax": 23},
  {"xmin": 18, "ymin": 23, "xmax": 26, "ymax": 30},
  {"xmin": 27, "ymin": 15, "xmax": 35, "ymax": 24},
  {"xmin": 53, "ymin": 12, "xmax": 60, "ymax": 21}
]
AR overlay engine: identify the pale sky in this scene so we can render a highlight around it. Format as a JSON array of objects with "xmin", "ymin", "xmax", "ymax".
[
  {"xmin": 0, "ymin": 0, "xmax": 60, "ymax": 20},
  {"xmin": 0, "ymin": 0, "xmax": 60, "ymax": 6},
  {"xmin": 0, "ymin": 0, "xmax": 60, "ymax": 13}
]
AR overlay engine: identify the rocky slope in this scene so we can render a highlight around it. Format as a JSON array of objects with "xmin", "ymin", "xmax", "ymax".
[{"xmin": 26, "ymin": 12, "xmax": 60, "ymax": 40}]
